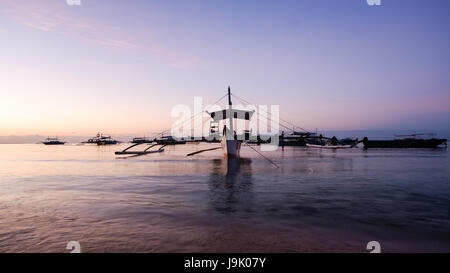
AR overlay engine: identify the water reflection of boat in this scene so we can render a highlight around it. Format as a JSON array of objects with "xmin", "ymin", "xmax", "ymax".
[
  {"xmin": 42, "ymin": 137, "xmax": 65, "ymax": 145},
  {"xmin": 208, "ymin": 158, "xmax": 253, "ymax": 213},
  {"xmin": 215, "ymin": 157, "xmax": 252, "ymax": 176},
  {"xmin": 362, "ymin": 134, "xmax": 447, "ymax": 148}
]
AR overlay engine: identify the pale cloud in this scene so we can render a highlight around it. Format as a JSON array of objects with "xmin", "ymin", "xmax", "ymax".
[
  {"xmin": 15, "ymin": 9, "xmax": 66, "ymax": 31},
  {"xmin": 3, "ymin": 0, "xmax": 202, "ymax": 67},
  {"xmin": 88, "ymin": 37, "xmax": 137, "ymax": 50},
  {"xmin": 4, "ymin": 0, "xmax": 136, "ymax": 50}
]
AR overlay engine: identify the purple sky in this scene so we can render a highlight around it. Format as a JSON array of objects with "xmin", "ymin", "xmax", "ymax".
[{"xmin": 0, "ymin": 0, "xmax": 449, "ymax": 136}]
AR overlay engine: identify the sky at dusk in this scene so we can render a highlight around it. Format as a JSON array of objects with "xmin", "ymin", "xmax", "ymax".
[{"xmin": 0, "ymin": 0, "xmax": 449, "ymax": 137}]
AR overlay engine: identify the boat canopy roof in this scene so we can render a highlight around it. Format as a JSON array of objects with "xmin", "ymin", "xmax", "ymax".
[
  {"xmin": 394, "ymin": 133, "xmax": 436, "ymax": 139},
  {"xmin": 206, "ymin": 109, "xmax": 255, "ymax": 121}
]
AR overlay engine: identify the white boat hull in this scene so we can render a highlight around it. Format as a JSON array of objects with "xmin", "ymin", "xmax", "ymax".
[
  {"xmin": 221, "ymin": 139, "xmax": 241, "ymax": 157},
  {"xmin": 221, "ymin": 128, "xmax": 241, "ymax": 158},
  {"xmin": 306, "ymin": 143, "xmax": 353, "ymax": 149}
]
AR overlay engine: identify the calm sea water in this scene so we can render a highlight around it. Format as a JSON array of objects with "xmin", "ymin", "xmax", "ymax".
[{"xmin": 0, "ymin": 143, "xmax": 449, "ymax": 252}]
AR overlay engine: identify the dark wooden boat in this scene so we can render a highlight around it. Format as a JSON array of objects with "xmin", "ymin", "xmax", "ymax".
[
  {"xmin": 43, "ymin": 137, "xmax": 65, "ymax": 145},
  {"xmin": 131, "ymin": 137, "xmax": 153, "ymax": 144},
  {"xmin": 279, "ymin": 132, "xmax": 318, "ymax": 146},
  {"xmin": 82, "ymin": 133, "xmax": 119, "ymax": 145},
  {"xmin": 362, "ymin": 134, "xmax": 447, "ymax": 148},
  {"xmin": 155, "ymin": 136, "xmax": 187, "ymax": 145},
  {"xmin": 306, "ymin": 143, "xmax": 352, "ymax": 149},
  {"xmin": 96, "ymin": 135, "xmax": 119, "ymax": 145},
  {"xmin": 279, "ymin": 133, "xmax": 359, "ymax": 147}
]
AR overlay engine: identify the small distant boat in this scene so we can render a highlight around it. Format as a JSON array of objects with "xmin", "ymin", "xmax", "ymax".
[
  {"xmin": 279, "ymin": 133, "xmax": 359, "ymax": 147},
  {"xmin": 96, "ymin": 135, "xmax": 119, "ymax": 145},
  {"xmin": 42, "ymin": 137, "xmax": 65, "ymax": 145},
  {"xmin": 131, "ymin": 137, "xmax": 153, "ymax": 144},
  {"xmin": 84, "ymin": 133, "xmax": 101, "ymax": 144},
  {"xmin": 155, "ymin": 136, "xmax": 186, "ymax": 145},
  {"xmin": 83, "ymin": 133, "xmax": 119, "ymax": 145},
  {"xmin": 362, "ymin": 133, "xmax": 447, "ymax": 148},
  {"xmin": 340, "ymin": 137, "xmax": 359, "ymax": 146},
  {"xmin": 306, "ymin": 143, "xmax": 352, "ymax": 149}
]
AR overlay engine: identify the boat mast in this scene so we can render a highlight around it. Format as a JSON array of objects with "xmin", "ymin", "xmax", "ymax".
[{"xmin": 227, "ymin": 86, "xmax": 234, "ymax": 138}]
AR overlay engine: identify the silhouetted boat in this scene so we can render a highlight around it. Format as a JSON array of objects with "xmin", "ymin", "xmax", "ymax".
[
  {"xmin": 306, "ymin": 143, "xmax": 353, "ymax": 149},
  {"xmin": 96, "ymin": 135, "xmax": 119, "ymax": 145},
  {"xmin": 155, "ymin": 136, "xmax": 186, "ymax": 145},
  {"xmin": 340, "ymin": 137, "xmax": 359, "ymax": 146},
  {"xmin": 206, "ymin": 87, "xmax": 255, "ymax": 158},
  {"xmin": 131, "ymin": 137, "xmax": 153, "ymax": 144},
  {"xmin": 279, "ymin": 133, "xmax": 358, "ymax": 147},
  {"xmin": 42, "ymin": 137, "xmax": 65, "ymax": 145},
  {"xmin": 83, "ymin": 133, "xmax": 119, "ymax": 145},
  {"xmin": 362, "ymin": 134, "xmax": 447, "ymax": 148}
]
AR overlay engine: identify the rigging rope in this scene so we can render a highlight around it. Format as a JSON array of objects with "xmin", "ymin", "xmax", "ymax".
[
  {"xmin": 147, "ymin": 90, "xmax": 308, "ymax": 141},
  {"xmin": 231, "ymin": 93, "xmax": 310, "ymax": 133},
  {"xmin": 147, "ymin": 93, "xmax": 229, "ymax": 140},
  {"xmin": 244, "ymin": 143, "xmax": 280, "ymax": 168}
]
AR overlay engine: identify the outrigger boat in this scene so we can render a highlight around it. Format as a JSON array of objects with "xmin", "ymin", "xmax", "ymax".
[
  {"xmin": 42, "ymin": 137, "xmax": 65, "ymax": 145},
  {"xmin": 97, "ymin": 135, "xmax": 120, "ymax": 145},
  {"xmin": 279, "ymin": 132, "xmax": 359, "ymax": 147},
  {"xmin": 362, "ymin": 133, "xmax": 447, "ymax": 148},
  {"xmin": 306, "ymin": 143, "xmax": 353, "ymax": 149},
  {"xmin": 305, "ymin": 136, "xmax": 357, "ymax": 149},
  {"xmin": 155, "ymin": 135, "xmax": 187, "ymax": 145},
  {"xmin": 83, "ymin": 133, "xmax": 120, "ymax": 145},
  {"xmin": 115, "ymin": 143, "xmax": 166, "ymax": 155},
  {"xmin": 116, "ymin": 86, "xmax": 255, "ymax": 158},
  {"xmin": 116, "ymin": 135, "xmax": 189, "ymax": 156},
  {"xmin": 205, "ymin": 86, "xmax": 254, "ymax": 158},
  {"xmin": 131, "ymin": 135, "xmax": 188, "ymax": 145},
  {"xmin": 131, "ymin": 137, "xmax": 153, "ymax": 144}
]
